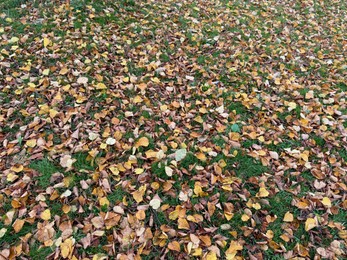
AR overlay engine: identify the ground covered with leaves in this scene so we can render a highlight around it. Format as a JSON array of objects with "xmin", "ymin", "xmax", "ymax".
[{"xmin": 0, "ymin": 0, "xmax": 346, "ymax": 259}]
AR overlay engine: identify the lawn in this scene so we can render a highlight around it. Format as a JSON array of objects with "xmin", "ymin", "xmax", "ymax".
[{"xmin": 0, "ymin": 0, "xmax": 346, "ymax": 259}]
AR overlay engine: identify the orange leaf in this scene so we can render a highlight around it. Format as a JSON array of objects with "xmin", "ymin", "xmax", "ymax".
[
  {"xmin": 135, "ymin": 137, "xmax": 149, "ymax": 148},
  {"xmin": 178, "ymin": 218, "xmax": 190, "ymax": 230},
  {"xmin": 12, "ymin": 219, "xmax": 25, "ymax": 233},
  {"xmin": 283, "ymin": 212, "xmax": 294, "ymax": 222},
  {"xmin": 167, "ymin": 241, "xmax": 180, "ymax": 252}
]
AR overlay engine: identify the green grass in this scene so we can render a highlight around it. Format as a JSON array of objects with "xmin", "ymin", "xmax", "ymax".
[
  {"xmin": 29, "ymin": 242, "xmax": 55, "ymax": 260},
  {"xmin": 73, "ymin": 152, "xmax": 96, "ymax": 171},
  {"xmin": 0, "ymin": 222, "xmax": 32, "ymax": 247},
  {"xmin": 107, "ymin": 186, "xmax": 127, "ymax": 204},
  {"xmin": 266, "ymin": 191, "xmax": 294, "ymax": 218},
  {"xmin": 30, "ymin": 158, "xmax": 62, "ymax": 188}
]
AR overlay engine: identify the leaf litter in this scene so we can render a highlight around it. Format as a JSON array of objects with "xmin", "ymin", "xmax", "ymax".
[{"xmin": 0, "ymin": 0, "xmax": 346, "ymax": 259}]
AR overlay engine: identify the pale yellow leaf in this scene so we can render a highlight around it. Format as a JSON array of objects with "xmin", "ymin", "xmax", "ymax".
[
  {"xmin": 283, "ymin": 212, "xmax": 294, "ymax": 222},
  {"xmin": 305, "ymin": 217, "xmax": 317, "ymax": 231},
  {"xmin": 257, "ymin": 187, "xmax": 269, "ymax": 197},
  {"xmin": 322, "ymin": 197, "xmax": 331, "ymax": 207},
  {"xmin": 43, "ymin": 37, "xmax": 50, "ymax": 47},
  {"xmin": 26, "ymin": 139, "xmax": 37, "ymax": 148},
  {"xmin": 135, "ymin": 137, "xmax": 149, "ymax": 148},
  {"xmin": 41, "ymin": 209, "xmax": 51, "ymax": 220},
  {"xmin": 149, "ymin": 197, "xmax": 161, "ymax": 210}
]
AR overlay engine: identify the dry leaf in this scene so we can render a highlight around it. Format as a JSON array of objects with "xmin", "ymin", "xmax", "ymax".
[
  {"xmin": 305, "ymin": 218, "xmax": 317, "ymax": 231},
  {"xmin": 41, "ymin": 209, "xmax": 51, "ymax": 220},
  {"xmin": 135, "ymin": 137, "xmax": 149, "ymax": 148},
  {"xmin": 167, "ymin": 241, "xmax": 180, "ymax": 252},
  {"xmin": 12, "ymin": 219, "xmax": 25, "ymax": 233}
]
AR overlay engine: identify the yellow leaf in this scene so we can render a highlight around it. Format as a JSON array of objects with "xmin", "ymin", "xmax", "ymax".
[
  {"xmin": 252, "ymin": 203, "xmax": 261, "ymax": 210},
  {"xmin": 283, "ymin": 212, "xmax": 294, "ymax": 222},
  {"xmin": 132, "ymin": 190, "xmax": 143, "ymax": 203},
  {"xmin": 136, "ymin": 210, "xmax": 146, "ymax": 220},
  {"xmin": 99, "ymin": 197, "xmax": 109, "ymax": 207},
  {"xmin": 43, "ymin": 37, "xmax": 50, "ymax": 47},
  {"xmin": 133, "ymin": 95, "xmax": 143, "ymax": 103},
  {"xmin": 59, "ymin": 67, "xmax": 69, "ymax": 75},
  {"xmin": 49, "ymin": 109, "xmax": 59, "ymax": 118},
  {"xmin": 192, "ymin": 247, "xmax": 202, "ymax": 256},
  {"xmin": 266, "ymin": 230, "xmax": 274, "ymax": 239},
  {"xmin": 42, "ymin": 69, "xmax": 50, "ymax": 75},
  {"xmin": 339, "ymin": 230, "xmax": 347, "ymax": 239},
  {"xmin": 7, "ymin": 173, "xmax": 18, "ymax": 182},
  {"xmin": 9, "ymin": 36, "xmax": 19, "ymax": 43},
  {"xmin": 194, "ymin": 116, "xmax": 203, "ymax": 124},
  {"xmin": 169, "ymin": 209, "xmax": 179, "ymax": 220},
  {"xmin": 145, "ymin": 150, "xmax": 157, "ymax": 158},
  {"xmin": 60, "ymin": 238, "xmax": 73, "ymax": 258},
  {"xmin": 134, "ymin": 168, "xmax": 144, "ymax": 175},
  {"xmin": 11, "ymin": 165, "xmax": 23, "ymax": 173},
  {"xmin": 218, "ymin": 159, "xmax": 227, "ymax": 168},
  {"xmin": 41, "ymin": 209, "xmax": 51, "ymax": 220},
  {"xmin": 62, "ymin": 205, "xmax": 71, "ymax": 214},
  {"xmin": 287, "ymin": 102, "xmax": 297, "ymax": 111},
  {"xmin": 109, "ymin": 166, "xmax": 119, "ymax": 175},
  {"xmin": 257, "ymin": 187, "xmax": 269, "ymax": 197},
  {"xmin": 300, "ymin": 153, "xmax": 309, "ymax": 162},
  {"xmin": 305, "ymin": 90, "xmax": 314, "ymax": 99},
  {"xmin": 280, "ymin": 233, "xmax": 290, "ymax": 242},
  {"xmin": 92, "ymin": 254, "xmax": 108, "ymax": 260},
  {"xmin": 0, "ymin": 228, "xmax": 7, "ymax": 238},
  {"xmin": 206, "ymin": 251, "xmax": 217, "ymax": 260},
  {"xmin": 178, "ymin": 218, "xmax": 190, "ymax": 230},
  {"xmin": 12, "ymin": 219, "xmax": 25, "ymax": 233},
  {"xmin": 196, "ymin": 153, "xmax": 206, "ymax": 161},
  {"xmin": 135, "ymin": 137, "xmax": 149, "ymax": 148},
  {"xmin": 322, "ymin": 197, "xmax": 331, "ymax": 207},
  {"xmin": 274, "ymin": 78, "xmax": 281, "ymax": 85},
  {"xmin": 241, "ymin": 214, "xmax": 250, "ymax": 222},
  {"xmin": 26, "ymin": 139, "xmax": 37, "ymax": 148},
  {"xmin": 305, "ymin": 218, "xmax": 317, "ymax": 231},
  {"xmin": 151, "ymin": 77, "xmax": 160, "ymax": 83},
  {"xmin": 226, "ymin": 241, "xmax": 243, "ymax": 259},
  {"xmin": 95, "ymin": 83, "xmax": 107, "ymax": 89},
  {"xmin": 167, "ymin": 241, "xmax": 180, "ymax": 252}
]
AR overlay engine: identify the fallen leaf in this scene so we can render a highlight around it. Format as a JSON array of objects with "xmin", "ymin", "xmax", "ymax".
[
  {"xmin": 43, "ymin": 37, "xmax": 50, "ymax": 47},
  {"xmin": 178, "ymin": 218, "xmax": 190, "ymax": 230},
  {"xmin": 175, "ymin": 149, "xmax": 187, "ymax": 162},
  {"xmin": 283, "ymin": 212, "xmax": 294, "ymax": 222},
  {"xmin": 167, "ymin": 241, "xmax": 180, "ymax": 252},
  {"xmin": 135, "ymin": 137, "xmax": 149, "ymax": 148},
  {"xmin": 12, "ymin": 219, "xmax": 25, "ymax": 233},
  {"xmin": 149, "ymin": 196, "xmax": 161, "ymax": 210},
  {"xmin": 321, "ymin": 197, "xmax": 331, "ymax": 207},
  {"xmin": 257, "ymin": 187, "xmax": 269, "ymax": 197},
  {"xmin": 305, "ymin": 217, "xmax": 317, "ymax": 231},
  {"xmin": 60, "ymin": 238, "xmax": 74, "ymax": 258},
  {"xmin": 26, "ymin": 139, "xmax": 37, "ymax": 148},
  {"xmin": 41, "ymin": 209, "xmax": 51, "ymax": 220}
]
